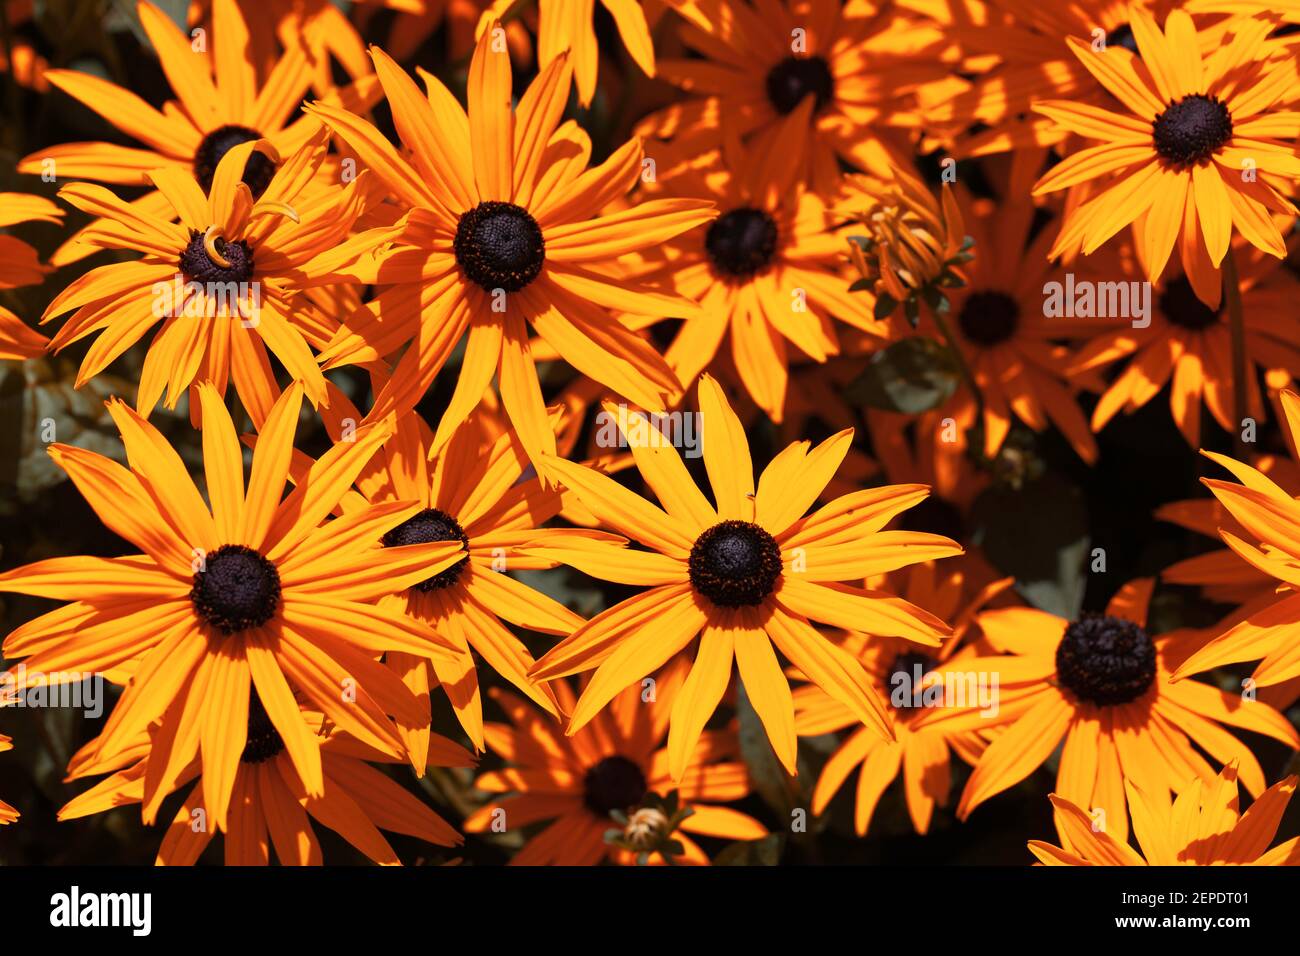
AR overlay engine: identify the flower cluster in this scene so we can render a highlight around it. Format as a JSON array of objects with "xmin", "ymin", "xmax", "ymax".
[{"xmin": 0, "ymin": 0, "xmax": 1298, "ymax": 868}]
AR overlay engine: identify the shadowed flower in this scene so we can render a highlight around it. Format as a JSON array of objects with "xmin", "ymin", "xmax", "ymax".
[
  {"xmin": 1029, "ymin": 763, "xmax": 1300, "ymax": 865},
  {"xmin": 0, "ymin": 382, "xmax": 464, "ymax": 832},
  {"xmin": 1070, "ymin": 238, "xmax": 1300, "ymax": 447},
  {"xmin": 526, "ymin": 375, "xmax": 959, "ymax": 780},
  {"xmin": 281, "ymin": 379, "xmax": 600, "ymax": 754},
  {"xmin": 630, "ymin": 149, "xmax": 888, "ymax": 423},
  {"xmin": 795, "ymin": 563, "xmax": 1014, "ymax": 835},
  {"xmin": 639, "ymin": 0, "xmax": 945, "ymax": 196},
  {"xmin": 464, "ymin": 667, "xmax": 766, "ymax": 865}
]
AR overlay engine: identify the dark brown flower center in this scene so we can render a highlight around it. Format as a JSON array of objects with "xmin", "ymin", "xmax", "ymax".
[
  {"xmin": 958, "ymin": 290, "xmax": 1020, "ymax": 346},
  {"xmin": 887, "ymin": 651, "xmax": 938, "ymax": 710},
  {"xmin": 1153, "ymin": 94, "xmax": 1233, "ymax": 168},
  {"xmin": 1158, "ymin": 276, "xmax": 1221, "ymax": 330},
  {"xmin": 381, "ymin": 507, "xmax": 470, "ymax": 592},
  {"xmin": 179, "ymin": 230, "xmax": 254, "ymax": 285},
  {"xmin": 765, "ymin": 55, "xmax": 834, "ymax": 115},
  {"xmin": 193, "ymin": 124, "xmax": 276, "ymax": 197},
  {"xmin": 1055, "ymin": 613, "xmax": 1156, "ymax": 706},
  {"xmin": 688, "ymin": 520, "xmax": 782, "ymax": 608},
  {"xmin": 583, "ymin": 755, "xmax": 647, "ymax": 817},
  {"xmin": 241, "ymin": 691, "xmax": 285, "ymax": 764},
  {"xmin": 191, "ymin": 544, "xmax": 281, "ymax": 634},
  {"xmin": 453, "ymin": 201, "xmax": 545, "ymax": 291},
  {"xmin": 705, "ymin": 207, "xmax": 779, "ymax": 280}
]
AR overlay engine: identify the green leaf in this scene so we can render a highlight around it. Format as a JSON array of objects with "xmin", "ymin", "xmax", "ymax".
[
  {"xmin": 843, "ymin": 336, "xmax": 960, "ymax": 415},
  {"xmin": 970, "ymin": 470, "xmax": 1090, "ymax": 618},
  {"xmin": 872, "ymin": 292, "xmax": 897, "ymax": 319}
]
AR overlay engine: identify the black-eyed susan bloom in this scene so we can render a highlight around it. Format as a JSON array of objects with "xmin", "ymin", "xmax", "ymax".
[
  {"xmin": 42, "ymin": 131, "xmax": 373, "ymax": 425},
  {"xmin": 1030, "ymin": 763, "xmax": 1300, "ymax": 866},
  {"xmin": 59, "ymin": 708, "xmax": 471, "ymax": 866},
  {"xmin": 1070, "ymin": 240, "xmax": 1300, "ymax": 447},
  {"xmin": 18, "ymin": 0, "xmax": 376, "ymax": 266},
  {"xmin": 0, "ymin": 382, "xmax": 464, "ymax": 831},
  {"xmin": 915, "ymin": 579, "xmax": 1300, "ymax": 842},
  {"xmin": 308, "ymin": 26, "xmax": 713, "ymax": 473},
  {"xmin": 1032, "ymin": 5, "xmax": 1300, "ymax": 304},
  {"xmin": 1173, "ymin": 390, "xmax": 1300, "ymax": 689},
  {"xmin": 526, "ymin": 376, "xmax": 959, "ymax": 780},
  {"xmin": 464, "ymin": 668, "xmax": 766, "ymax": 865},
  {"xmin": 640, "ymin": 0, "xmax": 944, "ymax": 196},
  {"xmin": 282, "ymin": 379, "xmax": 599, "ymax": 755},
  {"xmin": 794, "ymin": 563, "xmax": 1014, "ymax": 836},
  {"xmin": 629, "ymin": 149, "xmax": 887, "ymax": 423}
]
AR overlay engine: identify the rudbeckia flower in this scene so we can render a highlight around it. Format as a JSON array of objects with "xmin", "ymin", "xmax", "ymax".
[
  {"xmin": 795, "ymin": 563, "xmax": 1014, "ymax": 836},
  {"xmin": 526, "ymin": 376, "xmax": 959, "ymax": 780},
  {"xmin": 638, "ymin": 0, "xmax": 944, "ymax": 195},
  {"xmin": 42, "ymin": 131, "xmax": 373, "ymax": 425},
  {"xmin": 1031, "ymin": 5, "xmax": 1300, "ymax": 304},
  {"xmin": 0, "ymin": 735, "xmax": 17, "ymax": 824},
  {"xmin": 464, "ymin": 669, "xmax": 767, "ymax": 865},
  {"xmin": 915, "ymin": 578, "xmax": 1300, "ymax": 842},
  {"xmin": 0, "ymin": 382, "xmax": 464, "ymax": 832},
  {"xmin": 59, "ymin": 709, "xmax": 472, "ymax": 866},
  {"xmin": 917, "ymin": 0, "xmax": 1177, "ymax": 158},
  {"xmin": 18, "ymin": 0, "xmax": 375, "ymax": 265},
  {"xmin": 1173, "ymin": 390, "xmax": 1300, "ymax": 689},
  {"xmin": 282, "ymin": 379, "xmax": 598, "ymax": 754},
  {"xmin": 307, "ymin": 25, "xmax": 712, "ymax": 473},
  {"xmin": 1030, "ymin": 763, "xmax": 1300, "ymax": 865},
  {"xmin": 476, "ymin": 0, "xmax": 655, "ymax": 106},
  {"xmin": 629, "ymin": 149, "xmax": 886, "ymax": 423},
  {"xmin": 1071, "ymin": 240, "xmax": 1300, "ymax": 447},
  {"xmin": 0, "ymin": 309, "xmax": 46, "ymax": 361}
]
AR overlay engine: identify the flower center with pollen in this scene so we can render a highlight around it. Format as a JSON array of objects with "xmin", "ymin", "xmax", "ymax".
[
  {"xmin": 453, "ymin": 201, "xmax": 546, "ymax": 292},
  {"xmin": 241, "ymin": 691, "xmax": 285, "ymax": 764},
  {"xmin": 191, "ymin": 544, "xmax": 282, "ymax": 634},
  {"xmin": 1055, "ymin": 613, "xmax": 1156, "ymax": 707},
  {"xmin": 705, "ymin": 207, "xmax": 779, "ymax": 280},
  {"xmin": 765, "ymin": 55, "xmax": 835, "ymax": 115},
  {"xmin": 179, "ymin": 229, "xmax": 254, "ymax": 285},
  {"xmin": 688, "ymin": 520, "xmax": 783, "ymax": 608},
  {"xmin": 1152, "ymin": 94, "xmax": 1233, "ymax": 168},
  {"xmin": 380, "ymin": 507, "xmax": 470, "ymax": 592},
  {"xmin": 958, "ymin": 290, "xmax": 1020, "ymax": 346},
  {"xmin": 583, "ymin": 755, "xmax": 647, "ymax": 817},
  {"xmin": 1158, "ymin": 276, "xmax": 1221, "ymax": 330},
  {"xmin": 193, "ymin": 124, "xmax": 276, "ymax": 197}
]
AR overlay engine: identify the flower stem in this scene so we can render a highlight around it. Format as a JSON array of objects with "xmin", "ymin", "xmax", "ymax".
[
  {"xmin": 1223, "ymin": 247, "xmax": 1248, "ymax": 458},
  {"xmin": 931, "ymin": 305, "xmax": 983, "ymax": 418}
]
